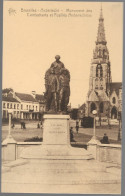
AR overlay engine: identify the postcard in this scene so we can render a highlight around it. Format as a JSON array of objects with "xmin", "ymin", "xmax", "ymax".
[{"xmin": 1, "ymin": 1, "xmax": 123, "ymax": 194}]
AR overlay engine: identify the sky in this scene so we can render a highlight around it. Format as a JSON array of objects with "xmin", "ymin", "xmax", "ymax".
[{"xmin": 2, "ymin": 1, "xmax": 123, "ymax": 107}]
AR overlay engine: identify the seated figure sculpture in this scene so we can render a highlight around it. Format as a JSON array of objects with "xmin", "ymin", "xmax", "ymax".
[{"xmin": 45, "ymin": 55, "xmax": 70, "ymax": 113}]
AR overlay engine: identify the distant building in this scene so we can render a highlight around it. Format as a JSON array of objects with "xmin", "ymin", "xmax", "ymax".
[
  {"xmin": 2, "ymin": 89, "xmax": 45, "ymax": 120},
  {"xmin": 14, "ymin": 92, "xmax": 39, "ymax": 120},
  {"xmin": 32, "ymin": 91, "xmax": 46, "ymax": 120},
  {"xmin": 77, "ymin": 104, "xmax": 86, "ymax": 119},
  {"xmin": 2, "ymin": 96, "xmax": 20, "ymax": 119},
  {"xmin": 86, "ymin": 8, "xmax": 122, "ymax": 119}
]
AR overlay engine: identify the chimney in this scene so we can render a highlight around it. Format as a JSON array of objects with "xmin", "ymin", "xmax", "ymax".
[{"xmin": 32, "ymin": 91, "xmax": 36, "ymax": 98}]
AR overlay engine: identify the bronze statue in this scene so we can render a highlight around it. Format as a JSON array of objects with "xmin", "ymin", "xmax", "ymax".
[
  {"xmin": 58, "ymin": 68, "xmax": 70, "ymax": 112},
  {"xmin": 45, "ymin": 55, "xmax": 70, "ymax": 113}
]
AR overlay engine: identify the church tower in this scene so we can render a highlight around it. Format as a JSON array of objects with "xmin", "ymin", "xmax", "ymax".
[{"xmin": 86, "ymin": 7, "xmax": 111, "ymax": 117}]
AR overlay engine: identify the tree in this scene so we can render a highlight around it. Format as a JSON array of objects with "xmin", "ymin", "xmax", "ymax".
[{"xmin": 2, "ymin": 88, "xmax": 13, "ymax": 94}]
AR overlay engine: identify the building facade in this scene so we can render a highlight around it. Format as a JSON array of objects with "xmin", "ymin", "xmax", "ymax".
[
  {"xmin": 2, "ymin": 96, "xmax": 20, "ymax": 119},
  {"xmin": 2, "ymin": 90, "xmax": 46, "ymax": 120},
  {"xmin": 86, "ymin": 8, "xmax": 122, "ymax": 119}
]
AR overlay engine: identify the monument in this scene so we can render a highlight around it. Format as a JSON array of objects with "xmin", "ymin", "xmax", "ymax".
[
  {"xmin": 20, "ymin": 56, "xmax": 93, "ymax": 159},
  {"xmin": 45, "ymin": 55, "xmax": 70, "ymax": 113}
]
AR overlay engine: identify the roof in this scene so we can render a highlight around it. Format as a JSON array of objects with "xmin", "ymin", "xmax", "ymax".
[
  {"xmin": 2, "ymin": 96, "xmax": 19, "ymax": 103},
  {"xmin": 35, "ymin": 94, "xmax": 45, "ymax": 102},
  {"xmin": 88, "ymin": 90, "xmax": 109, "ymax": 102},
  {"xmin": 107, "ymin": 82, "xmax": 122, "ymax": 96},
  {"xmin": 15, "ymin": 92, "xmax": 38, "ymax": 102},
  {"xmin": 78, "ymin": 104, "xmax": 85, "ymax": 110}
]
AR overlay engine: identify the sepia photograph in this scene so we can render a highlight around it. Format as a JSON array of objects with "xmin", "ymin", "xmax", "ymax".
[{"xmin": 1, "ymin": 0, "xmax": 123, "ymax": 194}]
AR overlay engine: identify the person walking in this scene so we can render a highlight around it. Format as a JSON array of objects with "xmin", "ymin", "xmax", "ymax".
[{"xmin": 76, "ymin": 120, "xmax": 79, "ymax": 134}]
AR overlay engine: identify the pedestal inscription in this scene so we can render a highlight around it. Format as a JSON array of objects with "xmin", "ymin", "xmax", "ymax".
[{"xmin": 43, "ymin": 115, "xmax": 70, "ymax": 145}]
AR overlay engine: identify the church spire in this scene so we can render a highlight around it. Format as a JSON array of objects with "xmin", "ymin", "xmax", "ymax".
[
  {"xmin": 92, "ymin": 7, "xmax": 109, "ymax": 63},
  {"xmin": 96, "ymin": 7, "xmax": 107, "ymax": 45}
]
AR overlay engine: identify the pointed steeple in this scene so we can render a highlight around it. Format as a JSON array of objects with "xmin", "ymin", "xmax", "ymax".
[
  {"xmin": 92, "ymin": 7, "xmax": 110, "ymax": 63},
  {"xmin": 96, "ymin": 7, "xmax": 107, "ymax": 45}
]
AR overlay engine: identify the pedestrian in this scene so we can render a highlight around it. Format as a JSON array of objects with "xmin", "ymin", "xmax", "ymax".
[
  {"xmin": 76, "ymin": 120, "xmax": 79, "ymax": 134},
  {"xmin": 23, "ymin": 122, "xmax": 26, "ymax": 129},
  {"xmin": 37, "ymin": 122, "xmax": 40, "ymax": 129},
  {"xmin": 100, "ymin": 133, "xmax": 110, "ymax": 144},
  {"xmin": 21, "ymin": 121, "xmax": 23, "ymax": 129},
  {"xmin": 11, "ymin": 123, "xmax": 15, "ymax": 129}
]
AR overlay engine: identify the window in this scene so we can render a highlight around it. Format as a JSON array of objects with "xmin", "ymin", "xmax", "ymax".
[
  {"xmin": 91, "ymin": 102, "xmax": 96, "ymax": 113},
  {"xmin": 96, "ymin": 64, "xmax": 103, "ymax": 77},
  {"xmin": 112, "ymin": 97, "xmax": 116, "ymax": 104},
  {"xmin": 3, "ymin": 103, "xmax": 6, "ymax": 108},
  {"xmin": 17, "ymin": 104, "xmax": 19, "ymax": 109},
  {"xmin": 36, "ymin": 106, "xmax": 37, "ymax": 111},
  {"xmin": 21, "ymin": 104, "xmax": 23, "ymax": 110},
  {"xmin": 27, "ymin": 105, "xmax": 28, "ymax": 110},
  {"xmin": 14, "ymin": 104, "xmax": 16, "ymax": 109},
  {"xmin": 29, "ymin": 105, "xmax": 31, "ymax": 109},
  {"xmin": 99, "ymin": 102, "xmax": 103, "ymax": 113},
  {"xmin": 7, "ymin": 103, "xmax": 9, "ymax": 109},
  {"xmin": 10, "ymin": 103, "xmax": 12, "ymax": 108}
]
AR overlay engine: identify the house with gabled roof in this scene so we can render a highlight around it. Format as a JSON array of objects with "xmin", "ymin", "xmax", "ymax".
[
  {"xmin": 2, "ymin": 90, "xmax": 45, "ymax": 120},
  {"xmin": 2, "ymin": 95, "xmax": 20, "ymax": 119}
]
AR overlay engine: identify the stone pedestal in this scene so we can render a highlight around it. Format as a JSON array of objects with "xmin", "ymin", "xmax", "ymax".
[
  {"xmin": 87, "ymin": 136, "xmax": 101, "ymax": 159},
  {"xmin": 2, "ymin": 134, "xmax": 17, "ymax": 161},
  {"xmin": 43, "ymin": 115, "xmax": 70, "ymax": 145},
  {"xmin": 20, "ymin": 115, "xmax": 93, "ymax": 160}
]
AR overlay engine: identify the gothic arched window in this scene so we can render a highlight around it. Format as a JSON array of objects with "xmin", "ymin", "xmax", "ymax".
[
  {"xmin": 112, "ymin": 97, "xmax": 116, "ymax": 104},
  {"xmin": 96, "ymin": 67, "xmax": 98, "ymax": 77},
  {"xmin": 96, "ymin": 64, "xmax": 103, "ymax": 77},
  {"xmin": 91, "ymin": 102, "xmax": 96, "ymax": 113},
  {"xmin": 99, "ymin": 102, "xmax": 103, "ymax": 113},
  {"xmin": 100, "ymin": 67, "xmax": 103, "ymax": 77}
]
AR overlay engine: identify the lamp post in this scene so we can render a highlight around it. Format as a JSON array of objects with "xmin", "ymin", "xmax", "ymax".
[
  {"xmin": 92, "ymin": 110, "xmax": 97, "ymax": 139},
  {"xmin": 8, "ymin": 109, "xmax": 13, "ymax": 136},
  {"xmin": 2, "ymin": 108, "xmax": 16, "ymax": 145}
]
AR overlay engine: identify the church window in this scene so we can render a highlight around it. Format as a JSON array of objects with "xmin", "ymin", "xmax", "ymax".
[
  {"xmin": 99, "ymin": 102, "xmax": 103, "ymax": 113},
  {"xmin": 96, "ymin": 64, "xmax": 103, "ymax": 77},
  {"xmin": 100, "ymin": 69, "xmax": 103, "ymax": 77},
  {"xmin": 96, "ymin": 67, "xmax": 98, "ymax": 77},
  {"xmin": 98, "ymin": 49, "xmax": 101, "ymax": 57},
  {"xmin": 91, "ymin": 102, "xmax": 96, "ymax": 113},
  {"xmin": 112, "ymin": 97, "xmax": 116, "ymax": 104}
]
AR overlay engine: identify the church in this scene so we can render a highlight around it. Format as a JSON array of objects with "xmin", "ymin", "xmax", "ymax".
[{"xmin": 86, "ymin": 8, "xmax": 122, "ymax": 119}]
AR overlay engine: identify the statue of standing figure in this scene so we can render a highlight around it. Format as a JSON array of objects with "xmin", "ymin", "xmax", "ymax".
[{"xmin": 45, "ymin": 55, "xmax": 70, "ymax": 113}]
